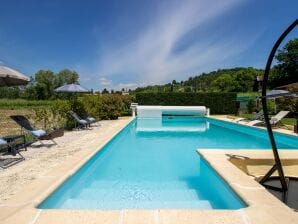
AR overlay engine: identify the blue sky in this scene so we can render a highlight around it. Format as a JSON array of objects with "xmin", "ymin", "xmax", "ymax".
[{"xmin": 0, "ymin": 0, "xmax": 297, "ymax": 90}]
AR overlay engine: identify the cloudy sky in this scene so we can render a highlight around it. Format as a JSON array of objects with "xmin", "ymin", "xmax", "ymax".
[{"xmin": 0, "ymin": 0, "xmax": 297, "ymax": 90}]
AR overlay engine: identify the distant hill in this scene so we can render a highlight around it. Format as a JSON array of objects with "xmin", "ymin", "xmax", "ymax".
[{"xmin": 134, "ymin": 67, "xmax": 264, "ymax": 93}]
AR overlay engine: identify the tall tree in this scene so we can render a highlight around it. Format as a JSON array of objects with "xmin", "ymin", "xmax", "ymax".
[
  {"xmin": 56, "ymin": 69, "xmax": 79, "ymax": 87},
  {"xmin": 34, "ymin": 70, "xmax": 56, "ymax": 99},
  {"xmin": 270, "ymin": 38, "xmax": 298, "ymax": 87},
  {"xmin": 211, "ymin": 74, "xmax": 236, "ymax": 92}
]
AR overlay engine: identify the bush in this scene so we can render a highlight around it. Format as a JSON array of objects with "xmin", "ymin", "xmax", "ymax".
[
  {"xmin": 276, "ymin": 97, "xmax": 297, "ymax": 115},
  {"xmin": 80, "ymin": 94, "xmax": 134, "ymax": 120},
  {"xmin": 266, "ymin": 100, "xmax": 276, "ymax": 115},
  {"xmin": 0, "ymin": 95, "xmax": 134, "ymax": 131},
  {"xmin": 246, "ymin": 99, "xmax": 256, "ymax": 113},
  {"xmin": 80, "ymin": 95, "xmax": 102, "ymax": 118},
  {"xmin": 135, "ymin": 92, "xmax": 237, "ymax": 114},
  {"xmin": 100, "ymin": 95, "xmax": 124, "ymax": 119}
]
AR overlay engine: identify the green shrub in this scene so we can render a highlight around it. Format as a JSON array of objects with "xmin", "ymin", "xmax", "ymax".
[
  {"xmin": 80, "ymin": 94, "xmax": 134, "ymax": 120},
  {"xmin": 266, "ymin": 100, "xmax": 276, "ymax": 115},
  {"xmin": 276, "ymin": 97, "xmax": 297, "ymax": 114},
  {"xmin": 246, "ymin": 99, "xmax": 256, "ymax": 113},
  {"xmin": 100, "ymin": 95, "xmax": 124, "ymax": 120},
  {"xmin": 80, "ymin": 95, "xmax": 102, "ymax": 118},
  {"xmin": 50, "ymin": 100, "xmax": 72, "ymax": 129},
  {"xmin": 135, "ymin": 92, "xmax": 237, "ymax": 114},
  {"xmin": 119, "ymin": 95, "xmax": 134, "ymax": 116},
  {"xmin": 0, "ymin": 95, "xmax": 134, "ymax": 130}
]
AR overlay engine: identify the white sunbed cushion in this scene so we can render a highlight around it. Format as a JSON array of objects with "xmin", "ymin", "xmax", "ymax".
[
  {"xmin": 31, "ymin": 129, "xmax": 46, "ymax": 137},
  {"xmin": 79, "ymin": 119, "xmax": 88, "ymax": 125},
  {"xmin": 87, "ymin": 117, "xmax": 95, "ymax": 122},
  {"xmin": 0, "ymin": 138, "xmax": 7, "ymax": 145}
]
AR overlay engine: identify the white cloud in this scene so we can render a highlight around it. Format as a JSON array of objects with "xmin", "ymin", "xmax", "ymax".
[
  {"xmin": 98, "ymin": 77, "xmax": 112, "ymax": 86},
  {"xmin": 85, "ymin": 0, "xmax": 256, "ymax": 89}
]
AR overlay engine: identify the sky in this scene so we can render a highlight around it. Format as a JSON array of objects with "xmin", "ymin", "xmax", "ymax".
[{"xmin": 0, "ymin": 0, "xmax": 297, "ymax": 90}]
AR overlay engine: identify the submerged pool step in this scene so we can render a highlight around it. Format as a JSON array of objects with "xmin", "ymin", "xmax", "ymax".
[
  {"xmin": 88, "ymin": 180, "xmax": 195, "ymax": 190},
  {"xmin": 75, "ymin": 189, "xmax": 200, "ymax": 201},
  {"xmin": 60, "ymin": 199, "xmax": 212, "ymax": 209}
]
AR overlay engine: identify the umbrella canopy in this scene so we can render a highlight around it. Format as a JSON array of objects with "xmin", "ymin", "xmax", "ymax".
[
  {"xmin": 55, "ymin": 84, "xmax": 89, "ymax": 93},
  {"xmin": 266, "ymin": 89, "xmax": 290, "ymax": 99},
  {"xmin": 0, "ymin": 66, "xmax": 30, "ymax": 87}
]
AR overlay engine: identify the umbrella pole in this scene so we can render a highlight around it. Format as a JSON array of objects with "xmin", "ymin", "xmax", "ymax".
[{"xmin": 259, "ymin": 19, "xmax": 297, "ymax": 191}]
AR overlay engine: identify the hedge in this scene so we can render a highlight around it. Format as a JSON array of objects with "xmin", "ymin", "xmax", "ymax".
[{"xmin": 135, "ymin": 92, "xmax": 237, "ymax": 114}]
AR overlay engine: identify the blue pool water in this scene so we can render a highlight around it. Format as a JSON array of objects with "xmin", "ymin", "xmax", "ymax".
[{"xmin": 39, "ymin": 117, "xmax": 298, "ymax": 210}]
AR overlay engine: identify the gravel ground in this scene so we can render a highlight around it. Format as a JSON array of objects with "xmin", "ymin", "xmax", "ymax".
[{"xmin": 0, "ymin": 119, "xmax": 123, "ymax": 203}]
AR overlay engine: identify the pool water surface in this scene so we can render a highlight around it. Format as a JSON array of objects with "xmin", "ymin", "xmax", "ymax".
[{"xmin": 39, "ymin": 117, "xmax": 298, "ymax": 209}]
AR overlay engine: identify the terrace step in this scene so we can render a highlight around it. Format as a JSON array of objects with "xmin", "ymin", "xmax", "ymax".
[
  {"xmin": 88, "ymin": 180, "xmax": 195, "ymax": 190},
  {"xmin": 75, "ymin": 189, "xmax": 200, "ymax": 201},
  {"xmin": 60, "ymin": 198, "xmax": 212, "ymax": 209}
]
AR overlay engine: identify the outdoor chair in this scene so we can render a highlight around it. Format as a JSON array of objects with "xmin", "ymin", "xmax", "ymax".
[
  {"xmin": 233, "ymin": 110, "xmax": 264, "ymax": 123},
  {"xmin": 86, "ymin": 114, "xmax": 96, "ymax": 124},
  {"xmin": 0, "ymin": 136, "xmax": 26, "ymax": 168},
  {"xmin": 68, "ymin": 111, "xmax": 91, "ymax": 129},
  {"xmin": 10, "ymin": 115, "xmax": 64, "ymax": 145},
  {"xmin": 247, "ymin": 111, "xmax": 290, "ymax": 126}
]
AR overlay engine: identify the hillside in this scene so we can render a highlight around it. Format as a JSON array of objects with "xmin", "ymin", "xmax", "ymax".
[{"xmin": 134, "ymin": 67, "xmax": 264, "ymax": 93}]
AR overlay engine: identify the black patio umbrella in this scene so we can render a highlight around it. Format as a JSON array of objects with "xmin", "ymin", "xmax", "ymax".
[{"xmin": 0, "ymin": 66, "xmax": 30, "ymax": 87}]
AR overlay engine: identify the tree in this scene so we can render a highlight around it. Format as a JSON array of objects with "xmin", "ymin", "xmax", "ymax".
[
  {"xmin": 211, "ymin": 74, "xmax": 236, "ymax": 92},
  {"xmin": 34, "ymin": 70, "xmax": 56, "ymax": 99},
  {"xmin": 22, "ymin": 68, "xmax": 81, "ymax": 100},
  {"xmin": 233, "ymin": 69, "xmax": 257, "ymax": 92},
  {"xmin": 56, "ymin": 69, "xmax": 79, "ymax": 87},
  {"xmin": 270, "ymin": 38, "xmax": 298, "ymax": 87},
  {"xmin": 102, "ymin": 88, "xmax": 109, "ymax": 94}
]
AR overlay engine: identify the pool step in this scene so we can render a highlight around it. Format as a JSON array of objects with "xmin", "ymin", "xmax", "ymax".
[
  {"xmin": 88, "ymin": 180, "xmax": 195, "ymax": 190},
  {"xmin": 75, "ymin": 189, "xmax": 200, "ymax": 201},
  {"xmin": 60, "ymin": 199, "xmax": 212, "ymax": 209}
]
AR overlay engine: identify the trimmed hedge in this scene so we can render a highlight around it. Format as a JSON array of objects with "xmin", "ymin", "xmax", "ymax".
[{"xmin": 135, "ymin": 92, "xmax": 237, "ymax": 114}]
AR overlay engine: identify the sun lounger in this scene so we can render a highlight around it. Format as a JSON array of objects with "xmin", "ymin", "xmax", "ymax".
[
  {"xmin": 86, "ymin": 116, "xmax": 96, "ymax": 123},
  {"xmin": 10, "ymin": 115, "xmax": 63, "ymax": 144},
  {"xmin": 233, "ymin": 110, "xmax": 264, "ymax": 123},
  {"xmin": 247, "ymin": 120, "xmax": 263, "ymax": 126},
  {"xmin": 68, "ymin": 111, "xmax": 90, "ymax": 129},
  {"xmin": 270, "ymin": 111, "xmax": 290, "ymax": 125},
  {"xmin": 0, "ymin": 135, "xmax": 26, "ymax": 168},
  {"xmin": 82, "ymin": 112, "xmax": 96, "ymax": 124},
  {"xmin": 247, "ymin": 111, "xmax": 289, "ymax": 126}
]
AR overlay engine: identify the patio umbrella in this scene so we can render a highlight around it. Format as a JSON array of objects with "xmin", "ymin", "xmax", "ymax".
[
  {"xmin": 55, "ymin": 84, "xmax": 89, "ymax": 93},
  {"xmin": 266, "ymin": 90, "xmax": 297, "ymax": 113},
  {"xmin": 55, "ymin": 84, "xmax": 90, "ymax": 111},
  {"xmin": 0, "ymin": 66, "xmax": 30, "ymax": 87},
  {"xmin": 266, "ymin": 89, "xmax": 291, "ymax": 98}
]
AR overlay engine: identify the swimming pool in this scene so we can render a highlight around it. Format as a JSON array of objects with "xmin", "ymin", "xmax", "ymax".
[{"xmin": 39, "ymin": 117, "xmax": 298, "ymax": 210}]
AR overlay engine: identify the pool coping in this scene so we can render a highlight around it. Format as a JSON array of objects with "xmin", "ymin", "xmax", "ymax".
[{"xmin": 1, "ymin": 117, "xmax": 298, "ymax": 224}]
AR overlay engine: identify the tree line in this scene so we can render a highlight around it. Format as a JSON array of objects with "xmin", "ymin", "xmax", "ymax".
[
  {"xmin": 0, "ymin": 69, "xmax": 79, "ymax": 100},
  {"xmin": 134, "ymin": 38, "xmax": 298, "ymax": 93}
]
